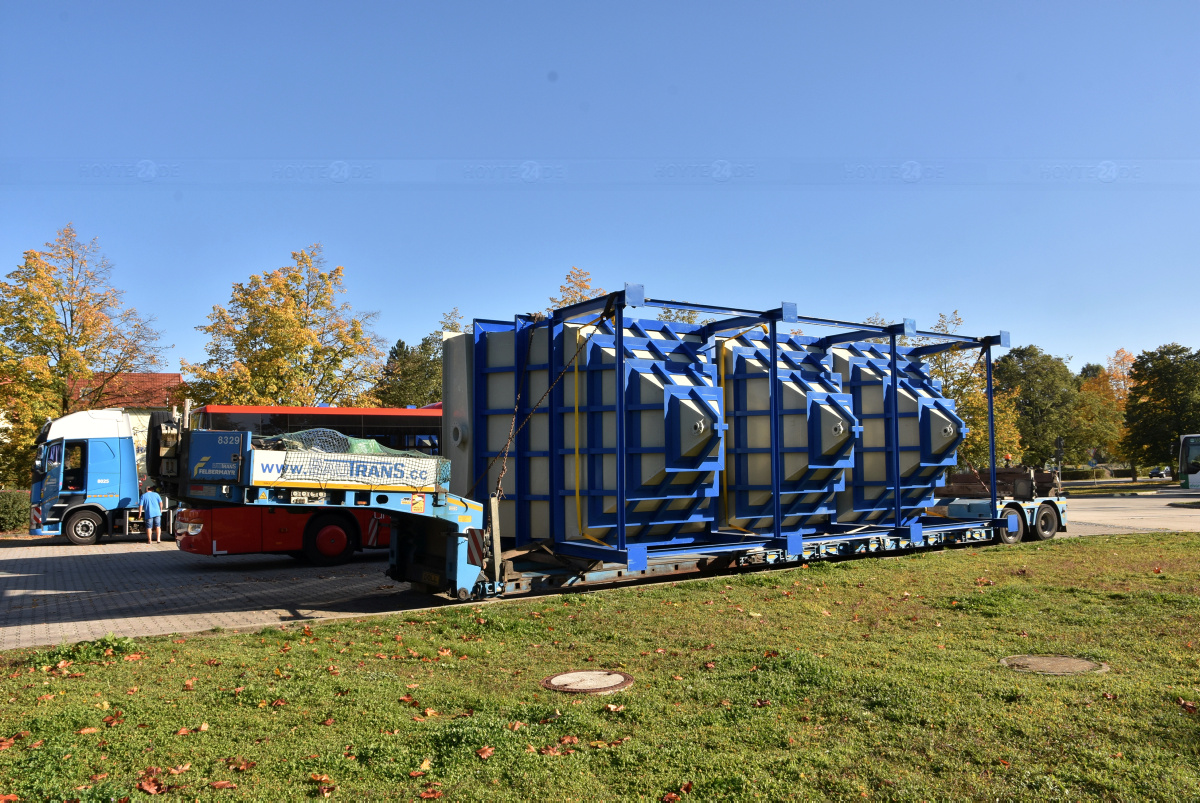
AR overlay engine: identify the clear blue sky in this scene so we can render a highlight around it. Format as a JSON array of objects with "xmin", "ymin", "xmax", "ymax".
[{"xmin": 2, "ymin": 1, "xmax": 1197, "ymax": 372}]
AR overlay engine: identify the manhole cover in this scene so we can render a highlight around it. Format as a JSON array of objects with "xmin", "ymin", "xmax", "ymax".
[
  {"xmin": 540, "ymin": 670, "xmax": 634, "ymax": 695},
  {"xmin": 1000, "ymin": 655, "xmax": 1109, "ymax": 675}
]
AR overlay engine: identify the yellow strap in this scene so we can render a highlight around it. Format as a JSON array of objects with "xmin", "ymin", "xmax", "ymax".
[
  {"xmin": 718, "ymin": 324, "xmax": 770, "ymax": 537},
  {"xmin": 574, "ymin": 312, "xmax": 614, "ymax": 548}
]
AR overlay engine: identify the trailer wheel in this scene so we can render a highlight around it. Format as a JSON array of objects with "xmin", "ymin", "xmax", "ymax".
[
  {"xmin": 302, "ymin": 514, "xmax": 357, "ymax": 566},
  {"xmin": 1032, "ymin": 503, "xmax": 1058, "ymax": 541},
  {"xmin": 64, "ymin": 510, "xmax": 104, "ymax": 546},
  {"xmin": 996, "ymin": 505, "xmax": 1025, "ymax": 545}
]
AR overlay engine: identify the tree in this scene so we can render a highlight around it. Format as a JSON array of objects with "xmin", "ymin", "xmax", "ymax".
[
  {"xmin": 374, "ymin": 309, "xmax": 463, "ymax": 408},
  {"xmin": 181, "ymin": 245, "xmax": 382, "ymax": 406},
  {"xmin": 1121, "ymin": 343, "xmax": 1200, "ymax": 468},
  {"xmin": 0, "ymin": 224, "xmax": 164, "ymax": 485},
  {"xmin": 1071, "ymin": 369, "xmax": 1124, "ymax": 462},
  {"xmin": 1106, "ymin": 348, "xmax": 1134, "ymax": 406},
  {"xmin": 992, "ymin": 345, "xmax": 1078, "ymax": 466},
  {"xmin": 548, "ymin": 267, "xmax": 605, "ymax": 311},
  {"xmin": 914, "ymin": 312, "xmax": 1021, "ymax": 468}
]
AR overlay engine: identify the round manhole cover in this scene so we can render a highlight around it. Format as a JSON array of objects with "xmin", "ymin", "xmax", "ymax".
[
  {"xmin": 1000, "ymin": 655, "xmax": 1109, "ymax": 675},
  {"xmin": 540, "ymin": 670, "xmax": 634, "ymax": 695}
]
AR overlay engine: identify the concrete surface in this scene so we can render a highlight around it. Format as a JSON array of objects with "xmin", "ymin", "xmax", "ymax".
[
  {"xmin": 1063, "ymin": 488, "xmax": 1200, "ymax": 536},
  {"xmin": 0, "ymin": 536, "xmax": 435, "ymax": 651}
]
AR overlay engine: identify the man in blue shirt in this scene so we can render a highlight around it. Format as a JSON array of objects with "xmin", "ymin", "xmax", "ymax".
[{"xmin": 140, "ymin": 484, "xmax": 164, "ymax": 544}]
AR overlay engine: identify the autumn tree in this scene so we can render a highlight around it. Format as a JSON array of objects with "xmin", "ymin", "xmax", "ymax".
[
  {"xmin": 993, "ymin": 345, "xmax": 1078, "ymax": 466},
  {"xmin": 548, "ymin": 267, "xmax": 606, "ymax": 311},
  {"xmin": 0, "ymin": 224, "xmax": 164, "ymax": 485},
  {"xmin": 1121, "ymin": 343, "xmax": 1200, "ymax": 468},
  {"xmin": 181, "ymin": 245, "xmax": 382, "ymax": 406},
  {"xmin": 374, "ymin": 309, "xmax": 463, "ymax": 408},
  {"xmin": 1071, "ymin": 367, "xmax": 1125, "ymax": 462},
  {"xmin": 912, "ymin": 312, "xmax": 1021, "ymax": 468}
]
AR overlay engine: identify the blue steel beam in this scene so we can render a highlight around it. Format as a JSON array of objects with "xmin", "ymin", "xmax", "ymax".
[{"xmin": 817, "ymin": 319, "xmax": 915, "ymax": 348}]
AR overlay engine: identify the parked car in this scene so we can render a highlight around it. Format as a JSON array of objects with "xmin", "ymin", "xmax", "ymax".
[{"xmin": 1149, "ymin": 467, "xmax": 1171, "ymax": 479}]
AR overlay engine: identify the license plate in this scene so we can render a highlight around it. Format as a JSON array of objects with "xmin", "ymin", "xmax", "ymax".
[{"xmin": 421, "ymin": 571, "xmax": 441, "ymax": 586}]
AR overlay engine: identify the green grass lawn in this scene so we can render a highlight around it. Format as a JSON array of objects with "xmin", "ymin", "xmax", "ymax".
[{"xmin": 3, "ymin": 532, "xmax": 1199, "ymax": 801}]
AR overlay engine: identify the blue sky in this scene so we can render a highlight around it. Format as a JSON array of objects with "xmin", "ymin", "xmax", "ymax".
[{"xmin": 1, "ymin": 1, "xmax": 1197, "ymax": 372}]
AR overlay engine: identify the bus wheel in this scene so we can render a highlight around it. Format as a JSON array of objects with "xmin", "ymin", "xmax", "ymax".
[
  {"xmin": 303, "ymin": 515, "xmax": 356, "ymax": 566},
  {"xmin": 64, "ymin": 510, "xmax": 103, "ymax": 546},
  {"xmin": 997, "ymin": 505, "xmax": 1025, "ymax": 545},
  {"xmin": 1032, "ymin": 504, "xmax": 1058, "ymax": 541}
]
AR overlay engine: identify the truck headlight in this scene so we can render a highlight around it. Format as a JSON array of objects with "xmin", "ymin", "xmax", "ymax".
[{"xmin": 175, "ymin": 520, "xmax": 204, "ymax": 535}]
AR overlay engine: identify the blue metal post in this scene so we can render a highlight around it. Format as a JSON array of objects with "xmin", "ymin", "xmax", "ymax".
[
  {"xmin": 985, "ymin": 344, "xmax": 998, "ymax": 512},
  {"xmin": 889, "ymin": 333, "xmax": 903, "ymax": 529},
  {"xmin": 615, "ymin": 302, "xmax": 628, "ymax": 550},
  {"xmin": 768, "ymin": 318, "xmax": 783, "ymax": 542},
  {"xmin": 513, "ymin": 317, "xmax": 529, "ymax": 545}
]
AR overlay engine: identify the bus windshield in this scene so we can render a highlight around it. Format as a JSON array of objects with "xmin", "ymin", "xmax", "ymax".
[{"xmin": 1181, "ymin": 434, "xmax": 1200, "ymax": 488}]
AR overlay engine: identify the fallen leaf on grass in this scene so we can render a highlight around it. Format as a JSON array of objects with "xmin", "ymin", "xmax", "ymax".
[
  {"xmin": 604, "ymin": 704, "xmax": 625, "ymax": 713},
  {"xmin": 198, "ymin": 722, "xmax": 209, "ymax": 732},
  {"xmin": 1154, "ymin": 567, "xmax": 1162, "ymax": 574},
  {"xmin": 271, "ymin": 698, "xmax": 287, "ymax": 707},
  {"xmin": 753, "ymin": 699, "xmax": 772, "ymax": 708},
  {"xmin": 476, "ymin": 746, "xmax": 495, "ymax": 760},
  {"xmin": 90, "ymin": 772, "xmax": 109, "ymax": 781},
  {"xmin": 763, "ymin": 650, "xmax": 779, "ymax": 658},
  {"xmin": 539, "ymin": 745, "xmax": 562, "ymax": 756},
  {"xmin": 507, "ymin": 721, "xmax": 525, "ymax": 731},
  {"xmin": 589, "ymin": 740, "xmax": 609, "ymax": 748},
  {"xmin": 321, "ymin": 718, "xmax": 334, "ymax": 726},
  {"xmin": 227, "ymin": 757, "xmax": 256, "ymax": 771},
  {"xmin": 210, "ymin": 780, "xmax": 237, "ymax": 789},
  {"xmin": 419, "ymin": 792, "xmax": 443, "ymax": 800},
  {"xmin": 204, "ymin": 659, "xmax": 221, "ymax": 666},
  {"xmin": 137, "ymin": 777, "xmax": 165, "ymax": 794},
  {"xmin": 437, "ymin": 648, "xmax": 452, "ymax": 657},
  {"xmin": 672, "ymin": 675, "xmax": 683, "ymax": 681},
  {"xmin": 1178, "ymin": 698, "xmax": 1198, "ymax": 714},
  {"xmin": 559, "ymin": 735, "xmax": 579, "ymax": 745},
  {"xmin": 662, "ymin": 794, "xmax": 680, "ymax": 802},
  {"xmin": 310, "ymin": 773, "xmax": 333, "ymax": 782},
  {"xmin": 37, "ymin": 694, "xmax": 54, "ymax": 702},
  {"xmin": 317, "ymin": 785, "xmax": 336, "ymax": 798},
  {"xmin": 1103, "ymin": 693, "xmax": 1117, "ymax": 701},
  {"xmin": 419, "ymin": 758, "xmax": 432, "ymax": 771},
  {"xmin": 127, "ymin": 687, "xmax": 139, "ymax": 695},
  {"xmin": 77, "ymin": 727, "xmax": 99, "ymax": 734},
  {"xmin": 998, "ymin": 759, "xmax": 1011, "ymax": 767},
  {"xmin": 182, "ymin": 678, "xmax": 196, "ymax": 691},
  {"xmin": 168, "ymin": 764, "xmax": 190, "ymax": 775},
  {"xmin": 422, "ymin": 708, "xmax": 440, "ymax": 718}
]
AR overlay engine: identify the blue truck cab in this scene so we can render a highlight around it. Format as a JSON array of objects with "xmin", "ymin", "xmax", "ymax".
[{"xmin": 30, "ymin": 409, "xmax": 144, "ymax": 544}]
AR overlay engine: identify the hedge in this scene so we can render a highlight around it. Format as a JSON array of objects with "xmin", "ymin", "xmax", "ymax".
[
  {"xmin": 1060, "ymin": 468, "xmax": 1110, "ymax": 480},
  {"xmin": 0, "ymin": 489, "xmax": 30, "ymax": 533}
]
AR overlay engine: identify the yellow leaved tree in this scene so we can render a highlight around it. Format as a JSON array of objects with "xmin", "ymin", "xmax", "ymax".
[
  {"xmin": 0, "ymin": 224, "xmax": 165, "ymax": 485},
  {"xmin": 181, "ymin": 245, "xmax": 383, "ymax": 406},
  {"xmin": 914, "ymin": 312, "xmax": 1022, "ymax": 468}
]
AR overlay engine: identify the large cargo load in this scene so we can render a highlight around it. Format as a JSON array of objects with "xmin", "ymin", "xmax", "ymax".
[{"xmin": 440, "ymin": 284, "xmax": 1059, "ymax": 585}]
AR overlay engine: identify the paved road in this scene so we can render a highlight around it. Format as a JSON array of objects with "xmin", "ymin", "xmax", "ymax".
[
  {"xmin": 0, "ymin": 536, "xmax": 435, "ymax": 651},
  {"xmin": 2, "ymin": 490, "xmax": 1198, "ymax": 650},
  {"xmin": 1064, "ymin": 488, "xmax": 1200, "ymax": 536}
]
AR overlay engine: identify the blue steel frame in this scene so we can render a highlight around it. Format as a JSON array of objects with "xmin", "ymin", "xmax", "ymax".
[{"xmin": 469, "ymin": 284, "xmax": 1011, "ymax": 570}]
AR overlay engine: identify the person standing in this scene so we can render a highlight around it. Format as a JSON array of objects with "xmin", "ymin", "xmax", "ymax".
[{"xmin": 140, "ymin": 484, "xmax": 163, "ymax": 544}]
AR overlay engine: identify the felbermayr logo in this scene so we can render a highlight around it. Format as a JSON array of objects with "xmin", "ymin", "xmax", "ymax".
[{"xmin": 192, "ymin": 456, "xmax": 210, "ymax": 478}]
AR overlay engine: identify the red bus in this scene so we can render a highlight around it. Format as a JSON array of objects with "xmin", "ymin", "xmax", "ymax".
[{"xmin": 175, "ymin": 404, "xmax": 441, "ymax": 564}]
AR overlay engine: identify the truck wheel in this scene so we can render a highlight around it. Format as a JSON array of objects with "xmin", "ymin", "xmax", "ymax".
[
  {"xmin": 996, "ymin": 505, "xmax": 1025, "ymax": 545},
  {"xmin": 64, "ymin": 510, "xmax": 104, "ymax": 545},
  {"xmin": 1032, "ymin": 503, "xmax": 1058, "ymax": 541},
  {"xmin": 302, "ymin": 514, "xmax": 357, "ymax": 566}
]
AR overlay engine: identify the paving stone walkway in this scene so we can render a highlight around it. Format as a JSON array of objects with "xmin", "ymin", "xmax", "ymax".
[{"xmin": 0, "ymin": 535, "xmax": 434, "ymax": 650}]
